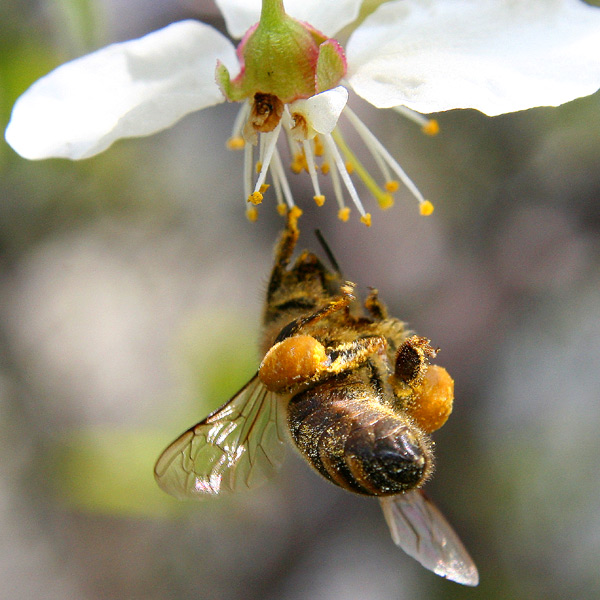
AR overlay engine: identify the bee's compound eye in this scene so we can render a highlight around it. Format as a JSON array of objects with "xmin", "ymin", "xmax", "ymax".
[
  {"xmin": 259, "ymin": 335, "xmax": 328, "ymax": 392},
  {"xmin": 405, "ymin": 365, "xmax": 454, "ymax": 433}
]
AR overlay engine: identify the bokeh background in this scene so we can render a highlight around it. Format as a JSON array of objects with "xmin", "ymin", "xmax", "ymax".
[{"xmin": 1, "ymin": 1, "xmax": 600, "ymax": 599}]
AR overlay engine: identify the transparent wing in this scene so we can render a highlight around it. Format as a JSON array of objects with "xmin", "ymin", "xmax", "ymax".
[
  {"xmin": 154, "ymin": 374, "xmax": 287, "ymax": 500},
  {"xmin": 380, "ymin": 490, "xmax": 479, "ymax": 586}
]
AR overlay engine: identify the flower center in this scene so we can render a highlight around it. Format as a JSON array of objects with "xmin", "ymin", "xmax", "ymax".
[{"xmin": 220, "ymin": 0, "xmax": 436, "ymax": 225}]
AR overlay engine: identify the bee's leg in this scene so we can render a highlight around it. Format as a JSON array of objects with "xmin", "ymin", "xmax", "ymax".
[
  {"xmin": 324, "ymin": 335, "xmax": 388, "ymax": 376},
  {"xmin": 364, "ymin": 288, "xmax": 388, "ymax": 320},
  {"xmin": 274, "ymin": 282, "xmax": 356, "ymax": 343},
  {"xmin": 394, "ymin": 335, "xmax": 438, "ymax": 387},
  {"xmin": 267, "ymin": 207, "xmax": 302, "ymax": 300}
]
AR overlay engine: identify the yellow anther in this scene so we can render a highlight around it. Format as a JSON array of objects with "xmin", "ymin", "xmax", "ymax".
[
  {"xmin": 378, "ymin": 194, "xmax": 394, "ymax": 210},
  {"xmin": 419, "ymin": 200, "xmax": 435, "ymax": 216},
  {"xmin": 248, "ymin": 191, "xmax": 263, "ymax": 205},
  {"xmin": 321, "ymin": 162, "xmax": 330, "ymax": 175},
  {"xmin": 259, "ymin": 183, "xmax": 270, "ymax": 194},
  {"xmin": 345, "ymin": 161, "xmax": 355, "ymax": 174},
  {"xmin": 276, "ymin": 203, "xmax": 287, "ymax": 216},
  {"xmin": 290, "ymin": 152, "xmax": 307, "ymax": 174},
  {"xmin": 360, "ymin": 213, "xmax": 372, "ymax": 227},
  {"xmin": 246, "ymin": 206, "xmax": 259, "ymax": 222},
  {"xmin": 313, "ymin": 195, "xmax": 325, "ymax": 207},
  {"xmin": 385, "ymin": 180, "xmax": 400, "ymax": 193},
  {"xmin": 226, "ymin": 136, "xmax": 245, "ymax": 150},
  {"xmin": 314, "ymin": 136, "xmax": 324, "ymax": 157},
  {"xmin": 422, "ymin": 119, "xmax": 440, "ymax": 136},
  {"xmin": 255, "ymin": 161, "xmax": 263, "ymax": 173},
  {"xmin": 338, "ymin": 207, "xmax": 350, "ymax": 222}
]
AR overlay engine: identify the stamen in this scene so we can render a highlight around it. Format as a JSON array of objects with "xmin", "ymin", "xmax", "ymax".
[
  {"xmin": 227, "ymin": 102, "xmax": 251, "ymax": 149},
  {"xmin": 243, "ymin": 141, "xmax": 253, "ymax": 202},
  {"xmin": 419, "ymin": 200, "xmax": 434, "ymax": 216},
  {"xmin": 338, "ymin": 207, "xmax": 350, "ymax": 222},
  {"xmin": 250, "ymin": 121, "xmax": 282, "ymax": 201},
  {"xmin": 271, "ymin": 148, "xmax": 295, "ymax": 209},
  {"xmin": 313, "ymin": 135, "xmax": 325, "ymax": 157},
  {"xmin": 323, "ymin": 133, "xmax": 369, "ymax": 222},
  {"xmin": 246, "ymin": 206, "xmax": 259, "ymax": 222},
  {"xmin": 394, "ymin": 105, "xmax": 440, "ymax": 136},
  {"xmin": 227, "ymin": 137, "xmax": 245, "ymax": 150},
  {"xmin": 290, "ymin": 150, "xmax": 307, "ymax": 174},
  {"xmin": 302, "ymin": 140, "xmax": 325, "ymax": 206},
  {"xmin": 324, "ymin": 144, "xmax": 347, "ymax": 218},
  {"xmin": 343, "ymin": 106, "xmax": 432, "ymax": 214},
  {"xmin": 331, "ymin": 128, "xmax": 394, "ymax": 209},
  {"xmin": 266, "ymin": 151, "xmax": 286, "ymax": 214}
]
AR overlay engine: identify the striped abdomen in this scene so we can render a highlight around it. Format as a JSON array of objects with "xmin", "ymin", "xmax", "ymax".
[{"xmin": 287, "ymin": 374, "xmax": 433, "ymax": 496}]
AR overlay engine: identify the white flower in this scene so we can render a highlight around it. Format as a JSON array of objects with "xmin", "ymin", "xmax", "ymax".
[{"xmin": 5, "ymin": 0, "xmax": 600, "ymax": 224}]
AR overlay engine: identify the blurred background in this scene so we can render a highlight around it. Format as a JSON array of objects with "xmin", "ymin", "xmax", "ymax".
[{"xmin": 1, "ymin": 1, "xmax": 599, "ymax": 599}]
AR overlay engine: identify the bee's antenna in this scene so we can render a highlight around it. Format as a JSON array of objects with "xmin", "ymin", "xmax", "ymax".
[{"xmin": 314, "ymin": 229, "xmax": 341, "ymax": 275}]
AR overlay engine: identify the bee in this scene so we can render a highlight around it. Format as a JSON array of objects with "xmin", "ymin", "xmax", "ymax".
[{"xmin": 154, "ymin": 208, "xmax": 478, "ymax": 586}]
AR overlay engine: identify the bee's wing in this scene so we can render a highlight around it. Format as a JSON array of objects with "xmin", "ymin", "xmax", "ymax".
[
  {"xmin": 154, "ymin": 374, "xmax": 287, "ymax": 500},
  {"xmin": 380, "ymin": 490, "xmax": 479, "ymax": 586}
]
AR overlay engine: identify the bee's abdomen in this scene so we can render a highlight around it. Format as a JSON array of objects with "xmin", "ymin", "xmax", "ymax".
[{"xmin": 288, "ymin": 375, "xmax": 433, "ymax": 496}]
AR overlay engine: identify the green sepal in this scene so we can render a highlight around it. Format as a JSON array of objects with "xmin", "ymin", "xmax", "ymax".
[{"xmin": 316, "ymin": 39, "xmax": 347, "ymax": 93}]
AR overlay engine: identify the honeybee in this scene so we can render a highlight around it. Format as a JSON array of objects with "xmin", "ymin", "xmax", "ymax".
[{"xmin": 155, "ymin": 208, "xmax": 479, "ymax": 586}]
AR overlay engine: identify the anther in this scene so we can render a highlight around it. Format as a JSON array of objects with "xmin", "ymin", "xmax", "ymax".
[
  {"xmin": 422, "ymin": 119, "xmax": 440, "ymax": 136},
  {"xmin": 419, "ymin": 200, "xmax": 434, "ymax": 216},
  {"xmin": 379, "ymin": 194, "xmax": 394, "ymax": 209},
  {"xmin": 226, "ymin": 136, "xmax": 245, "ymax": 150},
  {"xmin": 248, "ymin": 191, "xmax": 263, "ymax": 205},
  {"xmin": 338, "ymin": 207, "xmax": 350, "ymax": 222}
]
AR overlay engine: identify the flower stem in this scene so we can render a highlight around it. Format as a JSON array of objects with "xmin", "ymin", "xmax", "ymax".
[{"xmin": 260, "ymin": 0, "xmax": 286, "ymax": 25}]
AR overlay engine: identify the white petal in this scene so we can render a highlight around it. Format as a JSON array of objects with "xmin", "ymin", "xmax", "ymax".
[
  {"xmin": 346, "ymin": 0, "xmax": 600, "ymax": 116},
  {"xmin": 291, "ymin": 86, "xmax": 348, "ymax": 135},
  {"xmin": 5, "ymin": 20, "xmax": 238, "ymax": 160},
  {"xmin": 215, "ymin": 0, "xmax": 362, "ymax": 38}
]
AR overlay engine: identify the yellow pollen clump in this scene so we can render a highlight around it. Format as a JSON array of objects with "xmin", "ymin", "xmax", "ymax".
[
  {"xmin": 422, "ymin": 119, "xmax": 440, "ymax": 136},
  {"xmin": 226, "ymin": 136, "xmax": 245, "ymax": 150},
  {"xmin": 419, "ymin": 200, "xmax": 434, "ymax": 216},
  {"xmin": 246, "ymin": 206, "xmax": 258, "ymax": 222},
  {"xmin": 259, "ymin": 183, "xmax": 270, "ymax": 194},
  {"xmin": 321, "ymin": 162, "xmax": 330, "ymax": 175},
  {"xmin": 360, "ymin": 213, "xmax": 372, "ymax": 227},
  {"xmin": 314, "ymin": 195, "xmax": 325, "ymax": 207},
  {"xmin": 405, "ymin": 365, "xmax": 454, "ymax": 433},
  {"xmin": 277, "ymin": 204, "xmax": 287, "ymax": 216},
  {"xmin": 385, "ymin": 180, "xmax": 400, "ymax": 193},
  {"xmin": 259, "ymin": 335, "xmax": 328, "ymax": 392},
  {"xmin": 338, "ymin": 207, "xmax": 350, "ymax": 222},
  {"xmin": 248, "ymin": 191, "xmax": 263, "ymax": 205},
  {"xmin": 255, "ymin": 161, "xmax": 263, "ymax": 173},
  {"xmin": 345, "ymin": 161, "xmax": 355, "ymax": 174}
]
